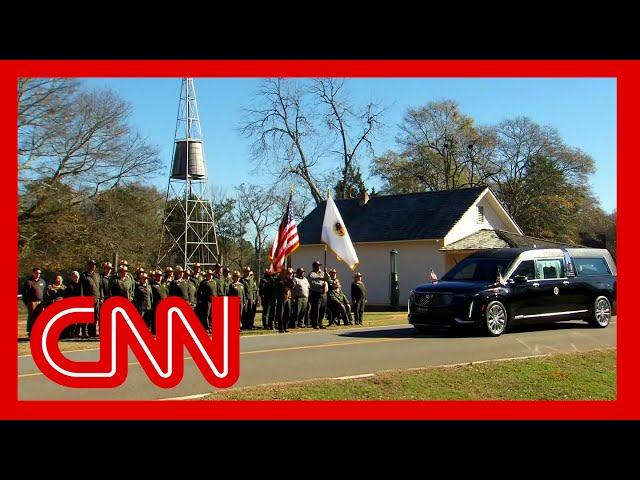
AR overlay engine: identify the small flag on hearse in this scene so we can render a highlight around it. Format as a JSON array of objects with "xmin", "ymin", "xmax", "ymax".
[
  {"xmin": 430, "ymin": 269, "xmax": 438, "ymax": 283},
  {"xmin": 497, "ymin": 270, "xmax": 505, "ymax": 286}
]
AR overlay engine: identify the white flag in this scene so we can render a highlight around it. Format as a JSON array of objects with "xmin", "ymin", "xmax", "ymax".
[{"xmin": 321, "ymin": 193, "xmax": 359, "ymax": 270}]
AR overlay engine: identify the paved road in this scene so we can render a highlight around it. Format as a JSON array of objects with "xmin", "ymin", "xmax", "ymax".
[{"xmin": 18, "ymin": 318, "xmax": 617, "ymax": 400}]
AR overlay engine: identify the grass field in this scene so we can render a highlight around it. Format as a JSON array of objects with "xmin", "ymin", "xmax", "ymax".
[{"xmin": 198, "ymin": 348, "xmax": 616, "ymax": 401}]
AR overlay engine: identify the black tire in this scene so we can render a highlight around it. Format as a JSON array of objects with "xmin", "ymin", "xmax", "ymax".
[
  {"xmin": 485, "ymin": 300, "xmax": 508, "ymax": 337},
  {"xmin": 588, "ymin": 296, "xmax": 611, "ymax": 328},
  {"xmin": 413, "ymin": 325, "xmax": 431, "ymax": 334}
]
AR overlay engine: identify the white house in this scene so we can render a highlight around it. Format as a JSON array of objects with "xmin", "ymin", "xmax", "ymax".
[{"xmin": 291, "ymin": 186, "xmax": 570, "ymax": 307}]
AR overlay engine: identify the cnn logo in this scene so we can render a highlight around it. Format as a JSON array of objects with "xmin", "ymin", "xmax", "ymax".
[{"xmin": 29, "ymin": 296, "xmax": 240, "ymax": 389}]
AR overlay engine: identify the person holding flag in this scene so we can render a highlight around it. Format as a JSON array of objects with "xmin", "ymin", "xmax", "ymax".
[
  {"xmin": 268, "ymin": 188, "xmax": 300, "ymax": 273},
  {"xmin": 321, "ymin": 190, "xmax": 359, "ymax": 271}
]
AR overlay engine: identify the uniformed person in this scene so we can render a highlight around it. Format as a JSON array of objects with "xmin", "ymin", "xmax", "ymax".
[
  {"xmin": 184, "ymin": 269, "xmax": 197, "ymax": 308},
  {"xmin": 149, "ymin": 270, "xmax": 167, "ymax": 335},
  {"xmin": 119, "ymin": 260, "xmax": 135, "ymax": 301},
  {"xmin": 307, "ymin": 261, "xmax": 330, "ymax": 329},
  {"xmin": 195, "ymin": 269, "xmax": 216, "ymax": 332},
  {"xmin": 169, "ymin": 266, "xmax": 191, "ymax": 302},
  {"xmin": 240, "ymin": 266, "xmax": 257, "ymax": 330},
  {"xmin": 110, "ymin": 264, "xmax": 133, "ymax": 300},
  {"xmin": 162, "ymin": 266, "xmax": 174, "ymax": 295},
  {"xmin": 222, "ymin": 267, "xmax": 232, "ymax": 295},
  {"xmin": 351, "ymin": 272, "xmax": 367, "ymax": 325},
  {"xmin": 327, "ymin": 279, "xmax": 354, "ymax": 326},
  {"xmin": 190, "ymin": 262, "xmax": 203, "ymax": 290},
  {"xmin": 227, "ymin": 271, "xmax": 246, "ymax": 332},
  {"xmin": 259, "ymin": 269, "xmax": 274, "ymax": 330},
  {"xmin": 273, "ymin": 267, "xmax": 294, "ymax": 333},
  {"xmin": 100, "ymin": 262, "xmax": 114, "ymax": 310},
  {"xmin": 212, "ymin": 263, "xmax": 226, "ymax": 296},
  {"xmin": 133, "ymin": 272, "xmax": 152, "ymax": 328}
]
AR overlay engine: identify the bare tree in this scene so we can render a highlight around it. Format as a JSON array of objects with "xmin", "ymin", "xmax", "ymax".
[
  {"xmin": 239, "ymin": 78, "xmax": 387, "ymax": 206},
  {"xmin": 236, "ymin": 183, "xmax": 281, "ymax": 273},
  {"xmin": 312, "ymin": 78, "xmax": 386, "ymax": 199},
  {"xmin": 18, "ymin": 78, "xmax": 162, "ymax": 224}
]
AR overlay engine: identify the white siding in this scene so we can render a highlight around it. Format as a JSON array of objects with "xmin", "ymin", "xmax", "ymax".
[
  {"xmin": 445, "ymin": 192, "xmax": 515, "ymax": 245},
  {"xmin": 291, "ymin": 240, "xmax": 445, "ymax": 306}
]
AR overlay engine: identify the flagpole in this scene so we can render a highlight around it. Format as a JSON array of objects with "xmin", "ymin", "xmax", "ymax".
[
  {"xmin": 286, "ymin": 185, "xmax": 294, "ymax": 271},
  {"xmin": 323, "ymin": 244, "xmax": 327, "ymax": 272},
  {"xmin": 324, "ymin": 188, "xmax": 330, "ymax": 271}
]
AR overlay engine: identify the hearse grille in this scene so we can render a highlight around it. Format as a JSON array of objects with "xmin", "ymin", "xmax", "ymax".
[{"xmin": 414, "ymin": 292, "xmax": 454, "ymax": 307}]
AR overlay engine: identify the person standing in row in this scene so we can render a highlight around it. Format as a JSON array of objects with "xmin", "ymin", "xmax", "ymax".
[
  {"xmin": 212, "ymin": 263, "xmax": 226, "ymax": 296},
  {"xmin": 351, "ymin": 272, "xmax": 367, "ymax": 325},
  {"xmin": 273, "ymin": 268, "xmax": 294, "ymax": 333},
  {"xmin": 292, "ymin": 267, "xmax": 310, "ymax": 328},
  {"xmin": 259, "ymin": 269, "xmax": 274, "ymax": 330},
  {"xmin": 240, "ymin": 267, "xmax": 257, "ymax": 330},
  {"xmin": 22, "ymin": 267, "xmax": 46, "ymax": 338},
  {"xmin": 228, "ymin": 271, "xmax": 246, "ymax": 332},
  {"xmin": 195, "ymin": 269, "xmax": 216, "ymax": 333},
  {"xmin": 307, "ymin": 261, "xmax": 329, "ymax": 329},
  {"xmin": 46, "ymin": 275, "xmax": 65, "ymax": 306},
  {"xmin": 110, "ymin": 264, "xmax": 132, "ymax": 299},
  {"xmin": 149, "ymin": 270, "xmax": 167, "ymax": 335},
  {"xmin": 80, "ymin": 259, "xmax": 101, "ymax": 337},
  {"xmin": 134, "ymin": 272, "xmax": 152, "ymax": 329},
  {"xmin": 65, "ymin": 271, "xmax": 84, "ymax": 338},
  {"xmin": 100, "ymin": 262, "xmax": 114, "ymax": 309},
  {"xmin": 169, "ymin": 266, "xmax": 190, "ymax": 301}
]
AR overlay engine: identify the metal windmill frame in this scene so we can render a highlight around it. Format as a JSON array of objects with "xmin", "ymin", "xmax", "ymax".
[{"xmin": 157, "ymin": 78, "xmax": 220, "ymax": 270}]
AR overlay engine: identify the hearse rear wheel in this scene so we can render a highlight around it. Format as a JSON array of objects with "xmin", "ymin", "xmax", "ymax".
[
  {"xmin": 485, "ymin": 300, "xmax": 507, "ymax": 337},
  {"xmin": 588, "ymin": 296, "xmax": 611, "ymax": 328}
]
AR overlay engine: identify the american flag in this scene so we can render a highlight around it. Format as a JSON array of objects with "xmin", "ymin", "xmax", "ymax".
[
  {"xmin": 430, "ymin": 269, "xmax": 438, "ymax": 283},
  {"xmin": 269, "ymin": 193, "xmax": 299, "ymax": 273}
]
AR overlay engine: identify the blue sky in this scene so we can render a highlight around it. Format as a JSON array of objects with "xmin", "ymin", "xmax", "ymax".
[{"xmin": 81, "ymin": 77, "xmax": 617, "ymax": 214}]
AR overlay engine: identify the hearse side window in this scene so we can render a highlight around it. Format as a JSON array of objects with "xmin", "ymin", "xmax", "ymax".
[
  {"xmin": 536, "ymin": 259, "xmax": 564, "ymax": 279},
  {"xmin": 510, "ymin": 260, "xmax": 536, "ymax": 280},
  {"xmin": 574, "ymin": 257, "xmax": 611, "ymax": 276},
  {"xmin": 442, "ymin": 258, "xmax": 513, "ymax": 282}
]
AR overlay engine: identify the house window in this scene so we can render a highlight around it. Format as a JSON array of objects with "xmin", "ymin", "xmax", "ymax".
[{"xmin": 477, "ymin": 205, "xmax": 485, "ymax": 223}]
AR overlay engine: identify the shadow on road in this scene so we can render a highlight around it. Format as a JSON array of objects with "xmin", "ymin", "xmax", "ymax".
[{"xmin": 337, "ymin": 320, "xmax": 595, "ymax": 339}]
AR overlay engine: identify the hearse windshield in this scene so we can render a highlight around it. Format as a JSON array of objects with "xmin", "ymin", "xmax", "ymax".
[{"xmin": 441, "ymin": 257, "xmax": 514, "ymax": 282}]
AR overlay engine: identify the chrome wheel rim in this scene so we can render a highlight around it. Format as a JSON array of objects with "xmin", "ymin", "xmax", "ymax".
[
  {"xmin": 594, "ymin": 297, "xmax": 611, "ymax": 327},
  {"xmin": 487, "ymin": 303, "xmax": 506, "ymax": 335}
]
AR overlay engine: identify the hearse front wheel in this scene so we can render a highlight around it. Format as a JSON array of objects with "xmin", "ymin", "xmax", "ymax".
[
  {"xmin": 485, "ymin": 300, "xmax": 507, "ymax": 337},
  {"xmin": 588, "ymin": 296, "xmax": 611, "ymax": 328}
]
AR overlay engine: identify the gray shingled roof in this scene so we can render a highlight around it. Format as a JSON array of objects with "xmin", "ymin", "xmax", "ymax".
[
  {"xmin": 440, "ymin": 229, "xmax": 584, "ymax": 250},
  {"xmin": 297, "ymin": 186, "xmax": 488, "ymax": 245}
]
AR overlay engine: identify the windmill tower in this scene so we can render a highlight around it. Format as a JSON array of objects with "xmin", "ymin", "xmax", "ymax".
[{"xmin": 157, "ymin": 78, "xmax": 219, "ymax": 270}]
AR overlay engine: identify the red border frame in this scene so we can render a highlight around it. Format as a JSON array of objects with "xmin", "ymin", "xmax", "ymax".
[{"xmin": 3, "ymin": 60, "xmax": 632, "ymax": 419}]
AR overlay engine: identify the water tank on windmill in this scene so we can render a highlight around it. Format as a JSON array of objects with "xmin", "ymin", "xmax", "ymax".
[{"xmin": 170, "ymin": 138, "xmax": 207, "ymax": 180}]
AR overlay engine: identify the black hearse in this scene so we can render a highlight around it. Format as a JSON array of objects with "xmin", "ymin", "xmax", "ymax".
[{"xmin": 408, "ymin": 247, "xmax": 616, "ymax": 336}]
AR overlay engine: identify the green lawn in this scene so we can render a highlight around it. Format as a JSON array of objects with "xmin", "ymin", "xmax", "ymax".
[{"xmin": 199, "ymin": 348, "xmax": 616, "ymax": 401}]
